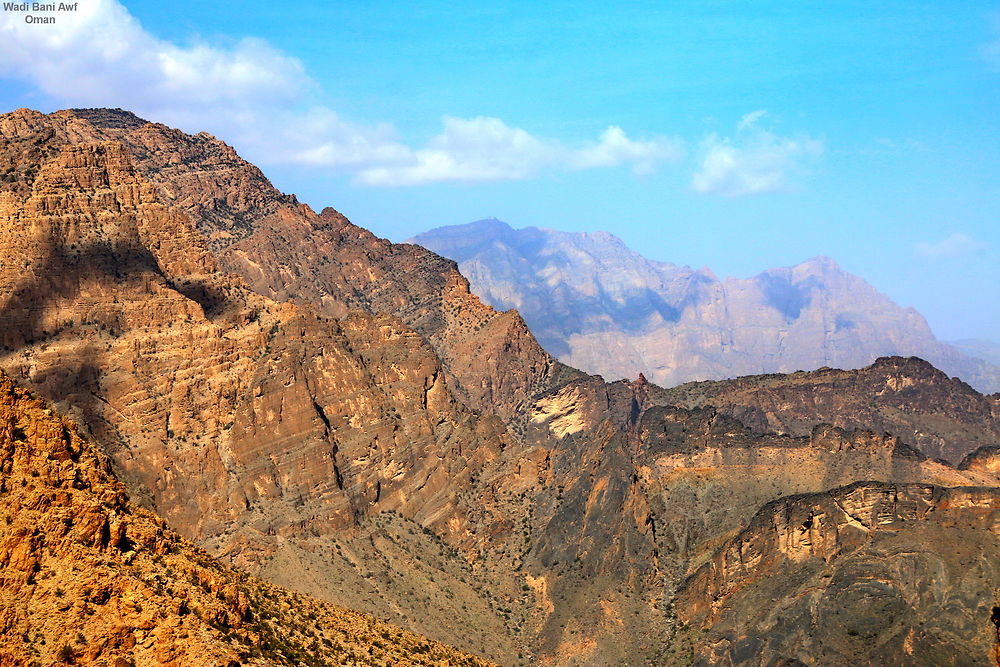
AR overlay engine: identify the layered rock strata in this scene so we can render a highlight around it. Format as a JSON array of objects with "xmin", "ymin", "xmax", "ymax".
[
  {"xmin": 3, "ymin": 107, "xmax": 999, "ymax": 666},
  {"xmin": 657, "ymin": 355, "xmax": 1000, "ymax": 464},
  {"xmin": 674, "ymin": 482, "xmax": 1000, "ymax": 666},
  {"xmin": 0, "ymin": 370, "xmax": 493, "ymax": 666}
]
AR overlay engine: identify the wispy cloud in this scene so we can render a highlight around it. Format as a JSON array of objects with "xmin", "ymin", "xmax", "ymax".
[
  {"xmin": 915, "ymin": 233, "xmax": 988, "ymax": 259},
  {"xmin": 0, "ymin": 0, "xmax": 682, "ymax": 186},
  {"xmin": 355, "ymin": 119, "xmax": 683, "ymax": 186},
  {"xmin": 691, "ymin": 110, "xmax": 823, "ymax": 197}
]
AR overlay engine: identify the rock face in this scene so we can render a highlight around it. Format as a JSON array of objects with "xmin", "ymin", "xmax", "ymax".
[
  {"xmin": 218, "ymin": 207, "xmax": 574, "ymax": 423},
  {"xmin": 674, "ymin": 482, "xmax": 1000, "ymax": 666},
  {"xmin": 0, "ymin": 370, "xmax": 493, "ymax": 666},
  {"xmin": 0, "ymin": 110, "xmax": 501, "ymax": 542},
  {"xmin": 657, "ymin": 356, "xmax": 1000, "ymax": 464},
  {"xmin": 511, "ymin": 372, "xmax": 998, "ymax": 664},
  {"xmin": 409, "ymin": 219, "xmax": 1000, "ymax": 393},
  {"xmin": 3, "ymin": 107, "xmax": 1000, "ymax": 666},
  {"xmin": 3, "ymin": 108, "xmax": 573, "ymax": 424},
  {"xmin": 0, "ymin": 107, "xmax": 526, "ymax": 662}
]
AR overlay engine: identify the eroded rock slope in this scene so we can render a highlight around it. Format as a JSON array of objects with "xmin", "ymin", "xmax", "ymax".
[{"xmin": 0, "ymin": 370, "xmax": 493, "ymax": 667}]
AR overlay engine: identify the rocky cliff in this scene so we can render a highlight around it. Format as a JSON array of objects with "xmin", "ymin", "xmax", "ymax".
[
  {"xmin": 657, "ymin": 355, "xmax": 1000, "ymax": 464},
  {"xmin": 0, "ymin": 370, "xmax": 492, "ymax": 666},
  {"xmin": 409, "ymin": 219, "xmax": 1000, "ymax": 393},
  {"xmin": 3, "ymin": 108, "xmax": 573, "ymax": 424},
  {"xmin": 674, "ymin": 482, "xmax": 1000, "ymax": 666},
  {"xmin": 0, "ymin": 107, "xmax": 530, "ymax": 663},
  {"xmin": 510, "ymin": 371, "xmax": 998, "ymax": 663}
]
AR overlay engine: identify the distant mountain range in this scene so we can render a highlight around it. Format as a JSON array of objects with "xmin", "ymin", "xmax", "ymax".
[
  {"xmin": 950, "ymin": 338, "xmax": 1000, "ymax": 367},
  {"xmin": 410, "ymin": 218, "xmax": 1000, "ymax": 393}
]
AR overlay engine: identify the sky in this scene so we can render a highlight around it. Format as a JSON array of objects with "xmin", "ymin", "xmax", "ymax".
[{"xmin": 0, "ymin": 0, "xmax": 997, "ymax": 340}]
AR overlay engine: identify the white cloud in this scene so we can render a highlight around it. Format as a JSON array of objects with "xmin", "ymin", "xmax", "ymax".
[
  {"xmin": 568, "ymin": 126, "xmax": 684, "ymax": 175},
  {"xmin": 356, "ymin": 119, "xmax": 683, "ymax": 186},
  {"xmin": 691, "ymin": 111, "xmax": 823, "ymax": 197},
  {"xmin": 915, "ymin": 233, "xmax": 988, "ymax": 259},
  {"xmin": 736, "ymin": 109, "xmax": 768, "ymax": 132},
  {"xmin": 0, "ymin": 0, "xmax": 308, "ymax": 111},
  {"xmin": 0, "ymin": 0, "xmax": 682, "ymax": 186}
]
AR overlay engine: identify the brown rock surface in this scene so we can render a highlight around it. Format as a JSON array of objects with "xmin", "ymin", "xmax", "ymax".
[
  {"xmin": 0, "ymin": 107, "xmax": 526, "ymax": 662},
  {"xmin": 4, "ymin": 106, "xmax": 999, "ymax": 666},
  {"xmin": 657, "ymin": 355, "xmax": 1000, "ymax": 464},
  {"xmin": 0, "ymin": 370, "xmax": 493, "ymax": 666},
  {"xmin": 674, "ymin": 482, "xmax": 1000, "ymax": 666},
  {"xmin": 0, "ymin": 108, "xmax": 574, "ymax": 424},
  {"xmin": 508, "ymin": 372, "xmax": 997, "ymax": 663},
  {"xmin": 961, "ymin": 446, "xmax": 1000, "ymax": 479},
  {"xmin": 219, "ymin": 206, "xmax": 573, "ymax": 422},
  {"xmin": 0, "ymin": 112, "xmax": 495, "ymax": 540}
]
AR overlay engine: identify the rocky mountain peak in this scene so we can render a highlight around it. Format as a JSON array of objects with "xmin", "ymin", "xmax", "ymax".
[
  {"xmin": 65, "ymin": 107, "xmax": 150, "ymax": 129},
  {"xmin": 794, "ymin": 253, "xmax": 841, "ymax": 273},
  {"xmin": 4, "ymin": 107, "xmax": 999, "ymax": 665}
]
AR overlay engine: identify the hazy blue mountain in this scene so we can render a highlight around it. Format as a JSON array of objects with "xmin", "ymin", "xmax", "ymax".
[
  {"xmin": 410, "ymin": 219, "xmax": 1000, "ymax": 393},
  {"xmin": 949, "ymin": 339, "xmax": 1000, "ymax": 368}
]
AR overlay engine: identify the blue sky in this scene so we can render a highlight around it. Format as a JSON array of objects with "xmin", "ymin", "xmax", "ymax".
[{"xmin": 1, "ymin": 0, "xmax": 997, "ymax": 340}]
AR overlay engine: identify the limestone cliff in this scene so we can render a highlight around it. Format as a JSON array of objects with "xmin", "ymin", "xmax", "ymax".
[
  {"xmin": 0, "ymin": 107, "xmax": 526, "ymax": 662},
  {"xmin": 1, "ymin": 108, "xmax": 573, "ymax": 424},
  {"xmin": 507, "ymin": 372, "xmax": 997, "ymax": 664},
  {"xmin": 3, "ymin": 107, "xmax": 999, "ymax": 666},
  {"xmin": 674, "ymin": 482, "xmax": 1000, "ymax": 666}
]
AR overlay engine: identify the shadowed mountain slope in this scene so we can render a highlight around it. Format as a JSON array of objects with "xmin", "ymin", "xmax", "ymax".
[
  {"xmin": 656, "ymin": 356, "xmax": 1000, "ymax": 464},
  {"xmin": 675, "ymin": 482, "xmax": 1000, "ymax": 666},
  {"xmin": 1, "ymin": 108, "xmax": 575, "ymax": 424},
  {"xmin": 0, "ymin": 107, "xmax": 530, "ymax": 663}
]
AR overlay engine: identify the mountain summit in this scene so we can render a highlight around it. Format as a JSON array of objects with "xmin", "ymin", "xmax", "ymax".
[{"xmin": 410, "ymin": 221, "xmax": 1000, "ymax": 392}]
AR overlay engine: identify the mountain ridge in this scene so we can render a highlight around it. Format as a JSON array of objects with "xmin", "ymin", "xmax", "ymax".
[{"xmin": 410, "ymin": 219, "xmax": 1000, "ymax": 393}]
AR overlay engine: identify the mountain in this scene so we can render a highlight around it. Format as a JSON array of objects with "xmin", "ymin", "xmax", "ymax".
[
  {"xmin": 3, "ymin": 107, "xmax": 1000, "ymax": 665},
  {"xmin": 409, "ymin": 219, "xmax": 1000, "ymax": 393},
  {"xmin": 656, "ymin": 356, "xmax": 1000, "ymax": 464},
  {"xmin": 0, "ymin": 369, "xmax": 492, "ymax": 666},
  {"xmin": 520, "ymin": 372, "xmax": 1000, "ymax": 665},
  {"xmin": 951, "ymin": 338, "xmax": 1000, "ymax": 367},
  {"xmin": 675, "ymin": 482, "xmax": 1000, "ymax": 665},
  {"xmin": 0, "ymin": 107, "xmax": 533, "ymax": 663}
]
